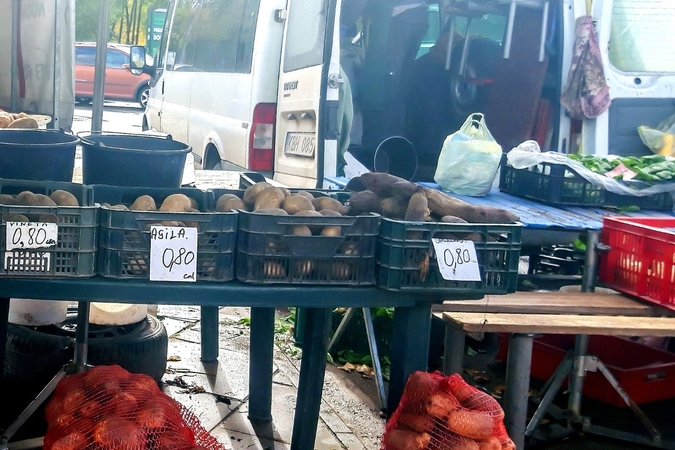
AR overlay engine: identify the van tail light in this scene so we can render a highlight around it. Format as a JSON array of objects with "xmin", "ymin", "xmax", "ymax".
[{"xmin": 249, "ymin": 103, "xmax": 276, "ymax": 171}]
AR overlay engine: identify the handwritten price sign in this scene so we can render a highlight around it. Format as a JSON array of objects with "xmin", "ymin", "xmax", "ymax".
[
  {"xmin": 6, "ymin": 222, "xmax": 58, "ymax": 251},
  {"xmin": 431, "ymin": 238, "xmax": 481, "ymax": 281},
  {"xmin": 149, "ymin": 226, "xmax": 198, "ymax": 282}
]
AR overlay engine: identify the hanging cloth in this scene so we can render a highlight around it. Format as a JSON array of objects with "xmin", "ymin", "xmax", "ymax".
[{"xmin": 560, "ymin": 15, "xmax": 611, "ymax": 120}]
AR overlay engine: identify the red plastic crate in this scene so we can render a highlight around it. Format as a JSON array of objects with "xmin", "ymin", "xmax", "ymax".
[
  {"xmin": 496, "ymin": 334, "xmax": 675, "ymax": 407},
  {"xmin": 599, "ymin": 217, "xmax": 675, "ymax": 310}
]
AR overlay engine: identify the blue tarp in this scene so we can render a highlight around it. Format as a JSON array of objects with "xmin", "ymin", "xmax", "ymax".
[{"xmin": 325, "ymin": 176, "xmax": 674, "ymax": 232}]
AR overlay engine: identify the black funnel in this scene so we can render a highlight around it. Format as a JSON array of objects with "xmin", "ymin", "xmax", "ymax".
[{"xmin": 373, "ymin": 136, "xmax": 418, "ymax": 181}]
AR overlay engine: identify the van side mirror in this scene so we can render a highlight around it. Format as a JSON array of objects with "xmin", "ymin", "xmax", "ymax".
[{"xmin": 129, "ymin": 46, "xmax": 146, "ymax": 75}]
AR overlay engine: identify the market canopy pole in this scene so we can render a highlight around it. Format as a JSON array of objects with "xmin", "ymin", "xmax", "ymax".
[{"xmin": 91, "ymin": 0, "xmax": 110, "ymax": 132}]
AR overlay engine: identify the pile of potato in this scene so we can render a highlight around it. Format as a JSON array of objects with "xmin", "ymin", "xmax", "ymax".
[
  {"xmin": 216, "ymin": 182, "xmax": 350, "ymax": 237},
  {"xmin": 0, "ymin": 110, "xmax": 39, "ymax": 129},
  {"xmin": 0, "ymin": 190, "xmax": 80, "ymax": 223},
  {"xmin": 346, "ymin": 172, "xmax": 519, "ymax": 224},
  {"xmin": 225, "ymin": 183, "xmax": 364, "ymax": 281},
  {"xmin": 101, "ymin": 193, "xmax": 202, "ymax": 229}
]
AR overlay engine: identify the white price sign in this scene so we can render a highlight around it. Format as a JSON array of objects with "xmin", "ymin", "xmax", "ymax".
[
  {"xmin": 6, "ymin": 222, "xmax": 58, "ymax": 251},
  {"xmin": 431, "ymin": 238, "xmax": 481, "ymax": 281},
  {"xmin": 149, "ymin": 226, "xmax": 198, "ymax": 282}
]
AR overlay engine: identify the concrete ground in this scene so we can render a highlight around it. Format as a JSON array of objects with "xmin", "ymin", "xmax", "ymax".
[{"xmin": 157, "ymin": 304, "xmax": 386, "ymax": 450}]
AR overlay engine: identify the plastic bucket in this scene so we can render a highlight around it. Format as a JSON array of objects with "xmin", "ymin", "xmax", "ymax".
[
  {"xmin": 373, "ymin": 136, "xmax": 418, "ymax": 181},
  {"xmin": 79, "ymin": 132, "xmax": 191, "ymax": 188},
  {"xmin": 0, "ymin": 129, "xmax": 79, "ymax": 181},
  {"xmin": 9, "ymin": 299, "xmax": 69, "ymax": 325}
]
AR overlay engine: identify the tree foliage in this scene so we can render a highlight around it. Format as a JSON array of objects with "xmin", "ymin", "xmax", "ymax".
[{"xmin": 75, "ymin": 0, "xmax": 166, "ymax": 45}]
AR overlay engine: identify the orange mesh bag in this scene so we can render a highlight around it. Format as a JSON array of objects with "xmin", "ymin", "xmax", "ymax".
[
  {"xmin": 43, "ymin": 365, "xmax": 225, "ymax": 450},
  {"xmin": 382, "ymin": 371, "xmax": 515, "ymax": 450}
]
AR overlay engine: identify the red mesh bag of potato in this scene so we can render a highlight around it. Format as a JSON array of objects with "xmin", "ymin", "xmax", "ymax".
[
  {"xmin": 382, "ymin": 371, "xmax": 515, "ymax": 450},
  {"xmin": 43, "ymin": 365, "xmax": 225, "ymax": 450}
]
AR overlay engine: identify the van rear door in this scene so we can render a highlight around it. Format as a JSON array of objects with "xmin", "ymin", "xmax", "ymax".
[
  {"xmin": 273, "ymin": 0, "xmax": 341, "ymax": 188},
  {"xmin": 584, "ymin": 0, "xmax": 675, "ymax": 157}
]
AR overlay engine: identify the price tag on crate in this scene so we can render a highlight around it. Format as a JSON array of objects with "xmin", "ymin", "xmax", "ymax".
[
  {"xmin": 149, "ymin": 226, "xmax": 198, "ymax": 282},
  {"xmin": 4, "ymin": 222, "xmax": 58, "ymax": 273},
  {"xmin": 6, "ymin": 222, "xmax": 58, "ymax": 251},
  {"xmin": 431, "ymin": 238, "xmax": 481, "ymax": 281}
]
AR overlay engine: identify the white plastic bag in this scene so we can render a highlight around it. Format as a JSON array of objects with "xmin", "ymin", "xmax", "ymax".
[{"xmin": 434, "ymin": 113, "xmax": 502, "ymax": 196}]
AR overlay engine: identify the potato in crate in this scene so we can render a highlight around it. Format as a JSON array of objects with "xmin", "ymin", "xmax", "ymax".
[
  {"xmin": 0, "ymin": 179, "xmax": 96, "ymax": 277},
  {"xmin": 93, "ymin": 185, "xmax": 237, "ymax": 281},
  {"xmin": 235, "ymin": 183, "xmax": 378, "ymax": 285},
  {"xmin": 377, "ymin": 218, "xmax": 521, "ymax": 295}
]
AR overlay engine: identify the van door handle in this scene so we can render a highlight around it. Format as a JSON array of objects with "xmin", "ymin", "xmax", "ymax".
[{"xmin": 161, "ymin": 79, "xmax": 165, "ymax": 95}]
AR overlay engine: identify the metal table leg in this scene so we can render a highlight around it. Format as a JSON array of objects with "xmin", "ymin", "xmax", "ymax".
[
  {"xmin": 248, "ymin": 307, "xmax": 275, "ymax": 423},
  {"xmin": 200, "ymin": 305, "xmax": 219, "ymax": 362},
  {"xmin": 388, "ymin": 303, "xmax": 432, "ymax": 415},
  {"xmin": 442, "ymin": 326, "xmax": 466, "ymax": 376},
  {"xmin": 503, "ymin": 333, "xmax": 534, "ymax": 450},
  {"xmin": 363, "ymin": 307, "xmax": 387, "ymax": 411},
  {"xmin": 74, "ymin": 301, "xmax": 90, "ymax": 373},
  {"xmin": 290, "ymin": 307, "xmax": 331, "ymax": 450}
]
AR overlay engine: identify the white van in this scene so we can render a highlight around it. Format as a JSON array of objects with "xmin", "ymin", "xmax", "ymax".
[
  {"xmin": 143, "ymin": 0, "xmax": 286, "ymax": 173},
  {"xmin": 143, "ymin": 0, "xmax": 675, "ymax": 188}
]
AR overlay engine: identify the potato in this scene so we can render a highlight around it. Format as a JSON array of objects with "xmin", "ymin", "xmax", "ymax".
[
  {"xmin": 0, "ymin": 114, "xmax": 11, "ymax": 128},
  {"xmin": 160, "ymin": 220, "xmax": 186, "ymax": 227},
  {"xmin": 108, "ymin": 204, "xmax": 129, "ymax": 210},
  {"xmin": 15, "ymin": 191, "xmax": 34, "ymax": 205},
  {"xmin": 447, "ymin": 409, "xmax": 494, "ymax": 440},
  {"xmin": 348, "ymin": 190, "xmax": 381, "ymax": 215},
  {"xmin": 440, "ymin": 215, "xmax": 469, "ymax": 223},
  {"xmin": 50, "ymin": 190, "xmax": 79, "ymax": 207},
  {"xmin": 423, "ymin": 187, "xmax": 519, "ymax": 224},
  {"xmin": 311, "ymin": 197, "xmax": 348, "ymax": 215},
  {"xmin": 295, "ymin": 260, "xmax": 314, "ymax": 276},
  {"xmin": 0, "ymin": 194, "xmax": 16, "ymax": 205},
  {"xmin": 264, "ymin": 261, "xmax": 286, "ymax": 279},
  {"xmin": 282, "ymin": 194, "xmax": 314, "ymax": 215},
  {"xmin": 294, "ymin": 209, "xmax": 323, "ymax": 233},
  {"xmin": 330, "ymin": 262, "xmax": 351, "ymax": 280},
  {"xmin": 30, "ymin": 194, "xmax": 57, "ymax": 207},
  {"xmin": 130, "ymin": 195, "xmax": 157, "ymax": 211},
  {"xmin": 38, "ymin": 214, "xmax": 57, "ymax": 223},
  {"xmin": 254, "ymin": 187, "xmax": 285, "ymax": 211},
  {"xmin": 397, "ymin": 413, "xmax": 434, "ymax": 433},
  {"xmin": 3, "ymin": 213, "xmax": 29, "ymax": 222},
  {"xmin": 320, "ymin": 226, "xmax": 341, "ymax": 237},
  {"xmin": 360, "ymin": 172, "xmax": 409, "ymax": 198},
  {"xmin": 279, "ymin": 187, "xmax": 291, "ymax": 198},
  {"xmin": 287, "ymin": 225, "xmax": 312, "ymax": 236},
  {"xmin": 426, "ymin": 392, "xmax": 460, "ymax": 419},
  {"xmin": 318, "ymin": 209, "xmax": 341, "ymax": 217},
  {"xmin": 216, "ymin": 193, "xmax": 242, "ymax": 212},
  {"xmin": 384, "ymin": 429, "xmax": 431, "ymax": 450},
  {"xmin": 380, "ymin": 197, "xmax": 407, "ymax": 219},
  {"xmin": 478, "ymin": 436, "xmax": 502, "ymax": 450},
  {"xmin": 391, "ymin": 180, "xmax": 418, "ymax": 204},
  {"xmin": 7, "ymin": 116, "xmax": 38, "ymax": 129},
  {"xmin": 159, "ymin": 194, "xmax": 192, "ymax": 212},
  {"xmin": 295, "ymin": 191, "xmax": 315, "ymax": 200},
  {"xmin": 252, "ymin": 208, "xmax": 288, "ymax": 216},
  {"xmin": 404, "ymin": 191, "xmax": 430, "ymax": 221},
  {"xmin": 243, "ymin": 182, "xmax": 272, "ymax": 206}
]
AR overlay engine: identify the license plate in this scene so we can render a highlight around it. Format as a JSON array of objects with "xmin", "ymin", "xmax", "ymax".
[{"xmin": 284, "ymin": 132, "xmax": 316, "ymax": 158}]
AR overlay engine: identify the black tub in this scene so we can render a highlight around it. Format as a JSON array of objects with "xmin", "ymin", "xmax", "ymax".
[
  {"xmin": 0, "ymin": 129, "xmax": 79, "ymax": 182},
  {"xmin": 79, "ymin": 132, "xmax": 191, "ymax": 188}
]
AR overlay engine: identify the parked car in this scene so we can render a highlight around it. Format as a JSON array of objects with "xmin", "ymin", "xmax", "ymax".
[{"xmin": 75, "ymin": 42, "xmax": 153, "ymax": 108}]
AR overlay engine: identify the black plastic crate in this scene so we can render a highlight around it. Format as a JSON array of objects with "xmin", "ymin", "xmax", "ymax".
[
  {"xmin": 92, "ymin": 185, "xmax": 237, "ymax": 281},
  {"xmin": 0, "ymin": 179, "xmax": 97, "ymax": 277},
  {"xmin": 499, "ymin": 159, "xmax": 673, "ymax": 211},
  {"xmin": 237, "ymin": 210, "xmax": 380, "ymax": 285},
  {"xmin": 377, "ymin": 218, "xmax": 522, "ymax": 294}
]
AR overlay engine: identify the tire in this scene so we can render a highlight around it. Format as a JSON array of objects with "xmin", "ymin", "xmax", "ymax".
[
  {"xmin": 75, "ymin": 97, "xmax": 92, "ymax": 106},
  {"xmin": 5, "ymin": 312, "xmax": 168, "ymax": 384},
  {"xmin": 137, "ymin": 85, "xmax": 150, "ymax": 108}
]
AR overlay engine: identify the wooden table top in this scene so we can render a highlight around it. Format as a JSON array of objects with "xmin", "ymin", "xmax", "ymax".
[{"xmin": 432, "ymin": 291, "xmax": 664, "ymax": 317}]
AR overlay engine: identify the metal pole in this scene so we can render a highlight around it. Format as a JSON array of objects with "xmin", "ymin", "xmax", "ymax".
[
  {"xmin": 10, "ymin": 0, "xmax": 18, "ymax": 113},
  {"xmin": 567, "ymin": 334, "xmax": 588, "ymax": 422},
  {"xmin": 503, "ymin": 333, "xmax": 534, "ymax": 450},
  {"xmin": 582, "ymin": 230, "xmax": 600, "ymax": 293},
  {"xmin": 442, "ymin": 327, "xmax": 465, "ymax": 376},
  {"xmin": 363, "ymin": 307, "xmax": 387, "ymax": 411},
  {"xmin": 92, "ymin": 0, "xmax": 110, "ymax": 132},
  {"xmin": 74, "ymin": 301, "xmax": 90, "ymax": 373}
]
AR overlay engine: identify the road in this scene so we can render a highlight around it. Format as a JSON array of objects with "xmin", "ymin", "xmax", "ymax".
[{"xmin": 71, "ymin": 101, "xmax": 144, "ymax": 135}]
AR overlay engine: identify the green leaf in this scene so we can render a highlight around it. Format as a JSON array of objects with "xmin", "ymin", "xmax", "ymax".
[{"xmin": 239, "ymin": 317, "xmax": 251, "ymax": 326}]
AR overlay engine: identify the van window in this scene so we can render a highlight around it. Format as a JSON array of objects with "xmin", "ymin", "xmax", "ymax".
[
  {"xmin": 609, "ymin": 0, "xmax": 675, "ymax": 73},
  {"xmin": 75, "ymin": 47, "xmax": 96, "ymax": 66},
  {"xmin": 284, "ymin": 0, "xmax": 328, "ymax": 72},
  {"xmin": 106, "ymin": 50, "xmax": 127, "ymax": 69},
  {"xmin": 164, "ymin": 0, "xmax": 260, "ymax": 74}
]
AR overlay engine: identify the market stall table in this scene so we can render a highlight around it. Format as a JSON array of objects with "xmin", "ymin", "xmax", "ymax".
[
  {"xmin": 434, "ymin": 291, "xmax": 675, "ymax": 450},
  {"xmin": 0, "ymin": 277, "xmax": 446, "ymax": 450}
]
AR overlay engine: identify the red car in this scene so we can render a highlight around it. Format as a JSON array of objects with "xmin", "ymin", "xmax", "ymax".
[{"xmin": 75, "ymin": 42, "xmax": 152, "ymax": 108}]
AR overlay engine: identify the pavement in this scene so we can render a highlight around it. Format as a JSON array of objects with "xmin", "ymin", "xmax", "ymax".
[{"xmin": 157, "ymin": 304, "xmax": 386, "ymax": 450}]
